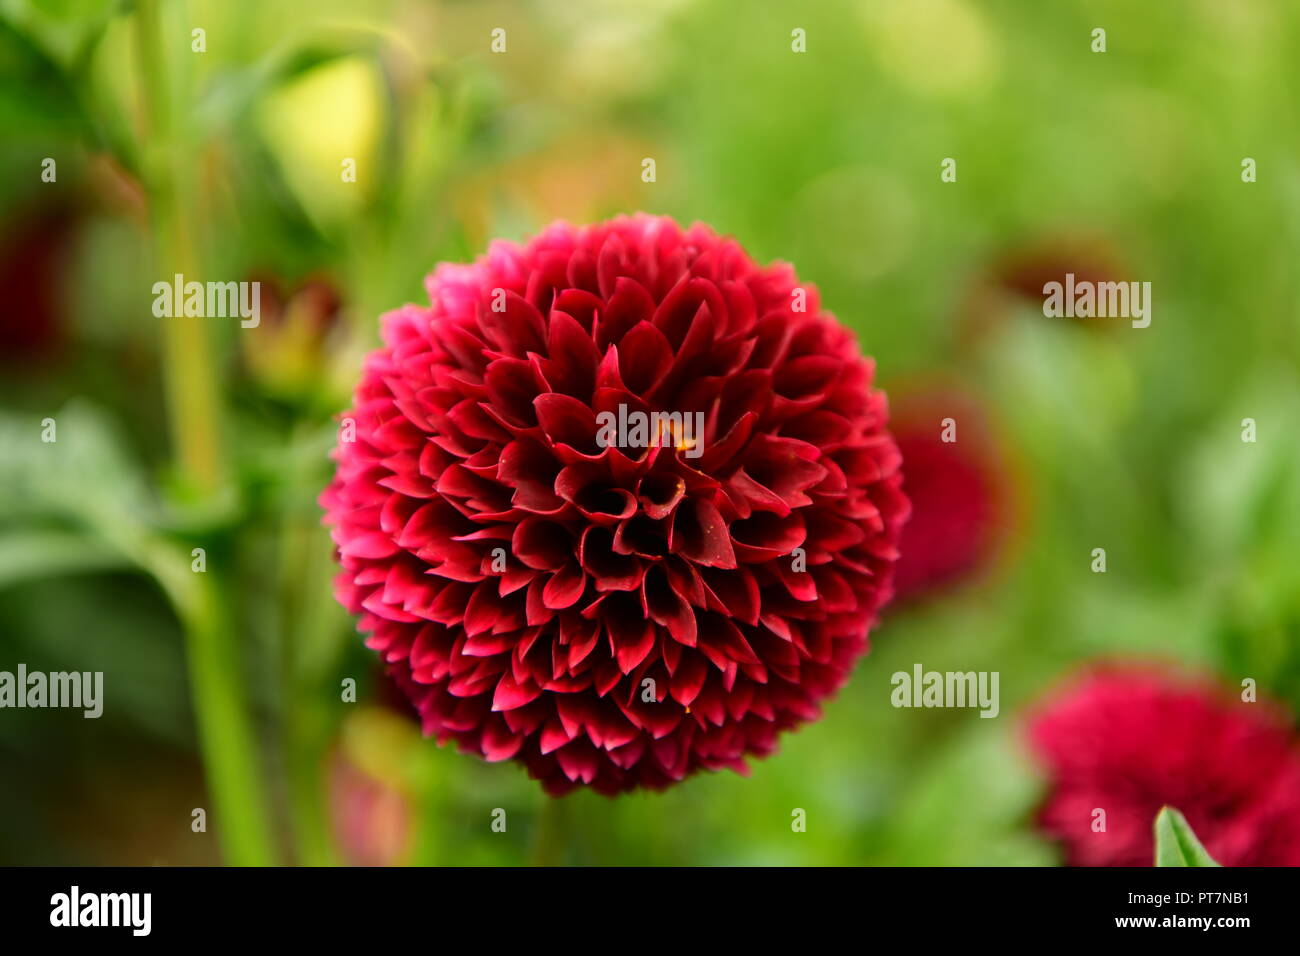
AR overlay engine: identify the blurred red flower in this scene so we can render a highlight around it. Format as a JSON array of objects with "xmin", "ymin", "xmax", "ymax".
[
  {"xmin": 1027, "ymin": 667, "xmax": 1300, "ymax": 866},
  {"xmin": 960, "ymin": 235, "xmax": 1124, "ymax": 345},
  {"xmin": 240, "ymin": 270, "xmax": 343, "ymax": 400},
  {"xmin": 889, "ymin": 386, "xmax": 1011, "ymax": 603},
  {"xmin": 321, "ymin": 214, "xmax": 908, "ymax": 794},
  {"xmin": 0, "ymin": 201, "xmax": 78, "ymax": 362},
  {"xmin": 329, "ymin": 753, "xmax": 410, "ymax": 867}
]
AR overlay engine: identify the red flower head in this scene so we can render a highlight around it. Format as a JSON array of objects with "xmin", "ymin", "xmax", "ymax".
[
  {"xmin": 0, "ymin": 200, "xmax": 78, "ymax": 362},
  {"xmin": 321, "ymin": 214, "xmax": 908, "ymax": 794},
  {"xmin": 1027, "ymin": 667, "xmax": 1300, "ymax": 866},
  {"xmin": 889, "ymin": 386, "xmax": 1011, "ymax": 603}
]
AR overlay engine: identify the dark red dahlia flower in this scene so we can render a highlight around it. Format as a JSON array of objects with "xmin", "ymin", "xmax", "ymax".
[
  {"xmin": 321, "ymin": 214, "xmax": 908, "ymax": 794},
  {"xmin": 1027, "ymin": 667, "xmax": 1300, "ymax": 866},
  {"xmin": 0, "ymin": 200, "xmax": 78, "ymax": 363},
  {"xmin": 889, "ymin": 386, "xmax": 1012, "ymax": 604}
]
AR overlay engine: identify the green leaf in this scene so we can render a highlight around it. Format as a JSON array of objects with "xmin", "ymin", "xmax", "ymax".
[
  {"xmin": 0, "ymin": 529, "xmax": 127, "ymax": 588},
  {"xmin": 0, "ymin": 401, "xmax": 186, "ymax": 601},
  {"xmin": 0, "ymin": 0, "xmax": 126, "ymax": 71},
  {"xmin": 0, "ymin": 400, "xmax": 154, "ymax": 531},
  {"xmin": 1154, "ymin": 807, "xmax": 1222, "ymax": 867}
]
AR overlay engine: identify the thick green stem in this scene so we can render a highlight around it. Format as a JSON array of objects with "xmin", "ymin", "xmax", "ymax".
[
  {"xmin": 532, "ymin": 795, "xmax": 566, "ymax": 866},
  {"xmin": 278, "ymin": 507, "xmax": 344, "ymax": 866},
  {"xmin": 136, "ymin": 0, "xmax": 224, "ymax": 495},
  {"xmin": 408, "ymin": 750, "xmax": 444, "ymax": 866},
  {"xmin": 134, "ymin": 0, "xmax": 275, "ymax": 865},
  {"xmin": 178, "ymin": 572, "xmax": 278, "ymax": 865},
  {"xmin": 283, "ymin": 706, "xmax": 338, "ymax": 866},
  {"xmin": 138, "ymin": 539, "xmax": 276, "ymax": 866}
]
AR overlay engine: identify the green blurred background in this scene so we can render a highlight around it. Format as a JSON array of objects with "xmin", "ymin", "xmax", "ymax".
[{"xmin": 2, "ymin": 0, "xmax": 1299, "ymax": 865}]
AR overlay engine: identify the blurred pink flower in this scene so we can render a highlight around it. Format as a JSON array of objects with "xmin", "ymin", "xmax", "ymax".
[
  {"xmin": 889, "ymin": 385, "xmax": 1013, "ymax": 603},
  {"xmin": 1027, "ymin": 667, "xmax": 1300, "ymax": 866},
  {"xmin": 329, "ymin": 753, "xmax": 411, "ymax": 867}
]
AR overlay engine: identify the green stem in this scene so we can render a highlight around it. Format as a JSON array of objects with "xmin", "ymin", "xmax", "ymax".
[
  {"xmin": 178, "ymin": 571, "xmax": 278, "ymax": 865},
  {"xmin": 134, "ymin": 0, "xmax": 275, "ymax": 865},
  {"xmin": 532, "ymin": 795, "xmax": 566, "ymax": 867},
  {"xmin": 135, "ymin": 0, "xmax": 224, "ymax": 495},
  {"xmin": 136, "ymin": 539, "xmax": 276, "ymax": 866},
  {"xmin": 408, "ymin": 750, "xmax": 444, "ymax": 866},
  {"xmin": 277, "ymin": 502, "xmax": 343, "ymax": 866}
]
